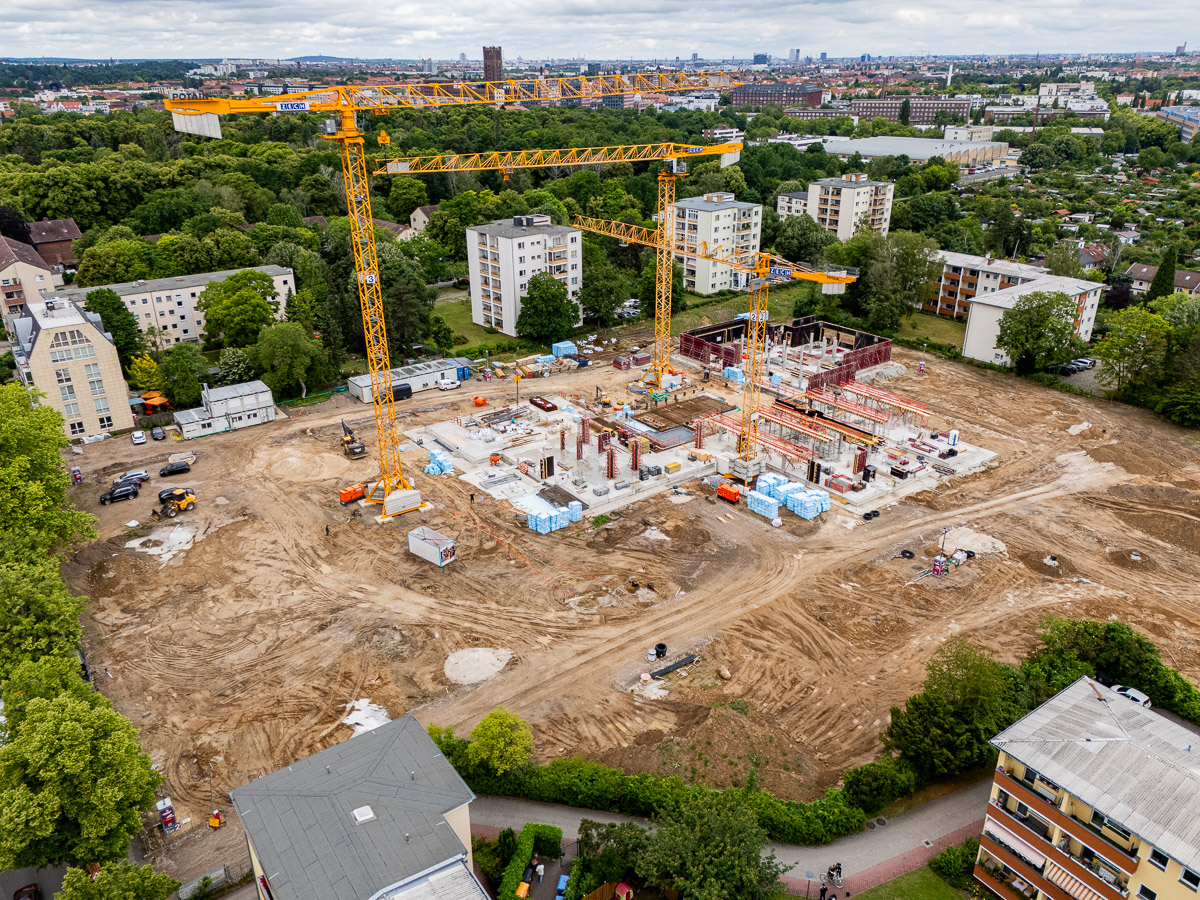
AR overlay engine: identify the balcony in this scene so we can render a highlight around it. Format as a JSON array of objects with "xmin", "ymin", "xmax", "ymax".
[
  {"xmin": 994, "ymin": 770, "xmax": 1138, "ymax": 873},
  {"xmin": 979, "ymin": 833, "xmax": 1070, "ymax": 900}
]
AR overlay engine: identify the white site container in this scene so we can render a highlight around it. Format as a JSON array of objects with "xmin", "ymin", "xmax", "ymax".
[{"xmin": 407, "ymin": 526, "xmax": 456, "ymax": 567}]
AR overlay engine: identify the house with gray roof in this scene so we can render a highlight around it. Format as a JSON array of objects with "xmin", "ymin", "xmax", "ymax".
[
  {"xmin": 231, "ymin": 715, "xmax": 485, "ymax": 900},
  {"xmin": 977, "ymin": 678, "xmax": 1200, "ymax": 900}
]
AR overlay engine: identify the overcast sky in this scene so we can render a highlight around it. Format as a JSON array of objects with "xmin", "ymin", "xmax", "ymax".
[{"xmin": 2, "ymin": 0, "xmax": 1190, "ymax": 62}]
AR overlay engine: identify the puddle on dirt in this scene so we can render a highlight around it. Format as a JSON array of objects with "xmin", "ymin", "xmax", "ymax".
[{"xmin": 124, "ymin": 525, "xmax": 197, "ymax": 564}]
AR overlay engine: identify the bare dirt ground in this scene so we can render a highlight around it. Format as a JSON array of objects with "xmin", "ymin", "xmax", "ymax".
[{"xmin": 61, "ymin": 348, "xmax": 1200, "ymax": 881}]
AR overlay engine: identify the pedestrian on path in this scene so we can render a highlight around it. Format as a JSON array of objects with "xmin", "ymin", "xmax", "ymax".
[
  {"xmin": 536, "ymin": 863, "xmax": 544, "ymax": 883},
  {"xmin": 819, "ymin": 884, "xmax": 827, "ymax": 900},
  {"xmin": 325, "ymin": 524, "xmax": 330, "ymax": 536}
]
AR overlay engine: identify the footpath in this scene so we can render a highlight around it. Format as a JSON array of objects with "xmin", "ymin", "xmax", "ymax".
[{"xmin": 470, "ymin": 779, "xmax": 991, "ymax": 896}]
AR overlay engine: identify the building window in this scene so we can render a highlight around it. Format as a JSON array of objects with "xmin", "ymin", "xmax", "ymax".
[
  {"xmin": 63, "ymin": 402, "xmax": 80, "ymax": 418},
  {"xmin": 55, "ymin": 368, "xmax": 72, "ymax": 384},
  {"xmin": 1138, "ymin": 887, "xmax": 1157, "ymax": 900},
  {"xmin": 97, "ymin": 415, "xmax": 113, "ymax": 430},
  {"xmin": 517, "ymin": 242, "xmax": 524, "ymax": 249},
  {"xmin": 94, "ymin": 397, "xmax": 109, "ymax": 415},
  {"xmin": 60, "ymin": 384, "xmax": 76, "ymax": 402},
  {"xmin": 519, "ymin": 256, "xmax": 525, "ymax": 263},
  {"xmin": 85, "ymin": 363, "xmax": 100, "ymax": 379},
  {"xmin": 68, "ymin": 421, "xmax": 85, "ymax": 436},
  {"xmin": 1182, "ymin": 870, "xmax": 1200, "ymax": 892},
  {"xmin": 142, "ymin": 298, "xmax": 148, "ymax": 304},
  {"xmin": 90, "ymin": 378, "xmax": 104, "ymax": 396},
  {"xmin": 75, "ymin": 345, "xmax": 96, "ymax": 360}
]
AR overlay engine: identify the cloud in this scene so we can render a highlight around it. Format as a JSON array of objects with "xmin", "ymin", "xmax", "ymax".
[{"xmin": 0, "ymin": 0, "xmax": 1187, "ymax": 60}]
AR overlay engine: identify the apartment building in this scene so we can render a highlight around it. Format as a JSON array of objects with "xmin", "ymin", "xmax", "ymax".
[
  {"xmin": 11, "ymin": 298, "xmax": 132, "ymax": 438},
  {"xmin": 786, "ymin": 107, "xmax": 858, "ymax": 123},
  {"xmin": 1, "ymin": 235, "xmax": 63, "ymax": 329},
  {"xmin": 928, "ymin": 251, "xmax": 1050, "ymax": 319},
  {"xmin": 850, "ymin": 97, "xmax": 971, "ymax": 125},
  {"xmin": 776, "ymin": 191, "xmax": 809, "ymax": 219},
  {"xmin": 945, "ymin": 124, "xmax": 995, "ymax": 141},
  {"xmin": 790, "ymin": 173, "xmax": 894, "ymax": 239},
  {"xmin": 1126, "ymin": 263, "xmax": 1200, "ymax": 297},
  {"xmin": 731, "ymin": 83, "xmax": 822, "ymax": 108},
  {"xmin": 47, "ymin": 265, "xmax": 293, "ymax": 346},
  {"xmin": 466, "ymin": 215, "xmax": 582, "ymax": 337},
  {"xmin": 962, "ymin": 274, "xmax": 1103, "ymax": 365},
  {"xmin": 977, "ymin": 678, "xmax": 1200, "ymax": 900},
  {"xmin": 673, "ymin": 192, "xmax": 762, "ymax": 295},
  {"xmin": 1159, "ymin": 106, "xmax": 1200, "ymax": 143},
  {"xmin": 702, "ymin": 126, "xmax": 745, "ymax": 142}
]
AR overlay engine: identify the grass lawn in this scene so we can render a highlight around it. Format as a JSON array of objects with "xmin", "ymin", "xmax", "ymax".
[
  {"xmin": 899, "ymin": 313, "xmax": 967, "ymax": 349},
  {"xmin": 434, "ymin": 290, "xmax": 524, "ymax": 353},
  {"xmin": 852, "ymin": 866, "xmax": 968, "ymax": 900}
]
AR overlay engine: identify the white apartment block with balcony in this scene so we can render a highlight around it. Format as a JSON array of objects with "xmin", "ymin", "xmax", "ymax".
[
  {"xmin": 467, "ymin": 215, "xmax": 582, "ymax": 337},
  {"xmin": 803, "ymin": 173, "xmax": 894, "ymax": 239},
  {"xmin": 47, "ymin": 265, "xmax": 293, "ymax": 346},
  {"xmin": 673, "ymin": 192, "xmax": 762, "ymax": 295},
  {"xmin": 776, "ymin": 192, "xmax": 809, "ymax": 219}
]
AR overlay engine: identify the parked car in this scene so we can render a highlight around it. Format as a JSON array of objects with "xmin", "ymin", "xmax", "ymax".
[
  {"xmin": 100, "ymin": 482, "xmax": 139, "ymax": 505},
  {"xmin": 1112, "ymin": 685, "xmax": 1152, "ymax": 708},
  {"xmin": 131, "ymin": 430, "xmax": 147, "ymax": 445},
  {"xmin": 160, "ymin": 460, "xmax": 191, "ymax": 477},
  {"xmin": 436, "ymin": 379, "xmax": 460, "ymax": 391},
  {"xmin": 13, "ymin": 885, "xmax": 42, "ymax": 900},
  {"xmin": 112, "ymin": 470, "xmax": 150, "ymax": 485},
  {"xmin": 151, "ymin": 426, "xmax": 167, "ymax": 441},
  {"xmin": 1074, "ymin": 358, "xmax": 1097, "ymax": 369}
]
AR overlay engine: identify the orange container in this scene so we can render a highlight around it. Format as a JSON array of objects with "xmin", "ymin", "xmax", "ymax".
[
  {"xmin": 716, "ymin": 483, "xmax": 740, "ymax": 503},
  {"xmin": 474, "ymin": 396, "xmax": 488, "ymax": 407},
  {"xmin": 339, "ymin": 483, "xmax": 365, "ymax": 504}
]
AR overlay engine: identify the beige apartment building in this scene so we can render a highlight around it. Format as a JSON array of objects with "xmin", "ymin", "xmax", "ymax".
[
  {"xmin": 776, "ymin": 174, "xmax": 894, "ymax": 239},
  {"xmin": 674, "ymin": 191, "xmax": 762, "ymax": 294},
  {"xmin": 1, "ymin": 235, "xmax": 62, "ymax": 329},
  {"xmin": 978, "ymin": 678, "xmax": 1200, "ymax": 900},
  {"xmin": 12, "ymin": 298, "xmax": 132, "ymax": 438}
]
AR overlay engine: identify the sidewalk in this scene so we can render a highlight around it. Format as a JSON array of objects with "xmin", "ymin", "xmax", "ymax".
[{"xmin": 470, "ymin": 779, "xmax": 991, "ymax": 896}]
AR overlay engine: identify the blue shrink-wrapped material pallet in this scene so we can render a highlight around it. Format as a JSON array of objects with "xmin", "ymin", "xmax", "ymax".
[
  {"xmin": 770, "ymin": 372, "xmax": 783, "ymax": 385},
  {"xmin": 786, "ymin": 488, "xmax": 831, "ymax": 520},
  {"xmin": 536, "ymin": 355, "xmax": 555, "ymax": 364},
  {"xmin": 756, "ymin": 472, "xmax": 785, "ymax": 496},
  {"xmin": 568, "ymin": 501, "xmax": 583, "ymax": 522},
  {"xmin": 554, "ymin": 507, "xmax": 570, "ymax": 530},
  {"xmin": 551, "ymin": 341, "xmax": 578, "ymax": 357},
  {"xmin": 723, "ymin": 366, "xmax": 745, "ymax": 383},
  {"xmin": 424, "ymin": 450, "xmax": 455, "ymax": 475},
  {"xmin": 776, "ymin": 482, "xmax": 806, "ymax": 502},
  {"xmin": 745, "ymin": 490, "xmax": 781, "ymax": 519}
]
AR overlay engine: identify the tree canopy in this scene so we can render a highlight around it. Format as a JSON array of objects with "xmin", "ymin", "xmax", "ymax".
[
  {"xmin": 996, "ymin": 290, "xmax": 1080, "ymax": 374},
  {"xmin": 255, "ymin": 321, "xmax": 331, "ymax": 399},
  {"xmin": 516, "ymin": 272, "xmax": 579, "ymax": 344},
  {"xmin": 83, "ymin": 288, "xmax": 143, "ymax": 371},
  {"xmin": 196, "ymin": 269, "xmax": 280, "ymax": 348},
  {"xmin": 56, "ymin": 861, "xmax": 179, "ymax": 900},
  {"xmin": 468, "ymin": 707, "xmax": 534, "ymax": 775}
]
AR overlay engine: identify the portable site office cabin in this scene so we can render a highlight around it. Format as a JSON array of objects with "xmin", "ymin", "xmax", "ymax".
[
  {"xmin": 347, "ymin": 358, "xmax": 474, "ymax": 404},
  {"xmin": 407, "ymin": 526, "xmax": 457, "ymax": 567},
  {"xmin": 173, "ymin": 380, "xmax": 276, "ymax": 439}
]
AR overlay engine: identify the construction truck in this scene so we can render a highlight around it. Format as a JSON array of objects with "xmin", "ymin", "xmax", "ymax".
[
  {"xmin": 152, "ymin": 488, "xmax": 196, "ymax": 521},
  {"xmin": 341, "ymin": 420, "xmax": 367, "ymax": 459}
]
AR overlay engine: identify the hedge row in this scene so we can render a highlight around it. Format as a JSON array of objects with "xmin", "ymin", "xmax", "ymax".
[
  {"xmin": 497, "ymin": 823, "xmax": 564, "ymax": 900},
  {"xmin": 430, "ymin": 733, "xmax": 867, "ymax": 846}
]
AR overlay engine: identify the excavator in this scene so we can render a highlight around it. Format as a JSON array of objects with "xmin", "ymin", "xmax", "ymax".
[{"xmin": 341, "ymin": 420, "xmax": 367, "ymax": 460}]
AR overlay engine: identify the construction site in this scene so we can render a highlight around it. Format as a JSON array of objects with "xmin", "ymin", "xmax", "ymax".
[{"xmin": 54, "ymin": 81, "xmax": 1200, "ymax": 883}]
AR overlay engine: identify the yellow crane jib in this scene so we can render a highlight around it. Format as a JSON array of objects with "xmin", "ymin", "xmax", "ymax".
[{"xmin": 379, "ymin": 142, "xmax": 743, "ymax": 176}]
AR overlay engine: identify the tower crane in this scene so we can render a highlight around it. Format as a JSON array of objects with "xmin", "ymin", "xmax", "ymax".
[
  {"xmin": 162, "ymin": 72, "xmax": 738, "ymax": 516},
  {"xmin": 566, "ymin": 217, "xmax": 857, "ymax": 465},
  {"xmin": 378, "ymin": 142, "xmax": 743, "ymax": 387}
]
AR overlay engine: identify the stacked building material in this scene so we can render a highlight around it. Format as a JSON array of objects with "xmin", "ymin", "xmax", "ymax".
[
  {"xmin": 551, "ymin": 341, "xmax": 578, "ymax": 357},
  {"xmin": 723, "ymin": 366, "xmax": 745, "ymax": 383},
  {"xmin": 745, "ymin": 490, "xmax": 781, "ymax": 519},
  {"xmin": 423, "ymin": 450, "xmax": 455, "ymax": 475},
  {"xmin": 786, "ymin": 488, "xmax": 831, "ymax": 520},
  {"xmin": 568, "ymin": 501, "xmax": 583, "ymax": 522}
]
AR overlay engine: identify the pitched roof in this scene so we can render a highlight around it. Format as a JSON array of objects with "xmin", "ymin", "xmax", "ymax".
[
  {"xmin": 414, "ymin": 205, "xmax": 440, "ymax": 217},
  {"xmin": 1124, "ymin": 263, "xmax": 1200, "ymax": 292},
  {"xmin": 0, "ymin": 235, "xmax": 51, "ymax": 272},
  {"xmin": 993, "ymin": 678, "xmax": 1200, "ymax": 872},
  {"xmin": 968, "ymin": 274, "xmax": 1105, "ymax": 310},
  {"xmin": 26, "ymin": 218, "xmax": 82, "ymax": 244},
  {"xmin": 230, "ymin": 715, "xmax": 476, "ymax": 900}
]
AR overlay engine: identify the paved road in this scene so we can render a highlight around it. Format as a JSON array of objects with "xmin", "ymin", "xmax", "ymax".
[{"xmin": 473, "ymin": 779, "xmax": 991, "ymax": 894}]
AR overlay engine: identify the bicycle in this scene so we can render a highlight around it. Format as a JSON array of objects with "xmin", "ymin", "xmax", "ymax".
[{"xmin": 819, "ymin": 873, "xmax": 845, "ymax": 888}]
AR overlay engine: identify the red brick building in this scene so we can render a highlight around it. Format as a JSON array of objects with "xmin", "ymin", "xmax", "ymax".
[{"xmin": 26, "ymin": 218, "xmax": 82, "ymax": 268}]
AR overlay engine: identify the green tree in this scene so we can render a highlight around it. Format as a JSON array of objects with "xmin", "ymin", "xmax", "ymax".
[
  {"xmin": 57, "ymin": 862, "xmax": 179, "ymax": 900},
  {"xmin": 203, "ymin": 228, "xmax": 259, "ymax": 270},
  {"xmin": 157, "ymin": 342, "xmax": 208, "ymax": 408},
  {"xmin": 217, "ymin": 346, "xmax": 255, "ymax": 385},
  {"xmin": 1019, "ymin": 143, "xmax": 1057, "ymax": 171},
  {"xmin": 1043, "ymin": 240, "xmax": 1085, "ymax": 278},
  {"xmin": 1094, "ymin": 306, "xmax": 1171, "ymax": 392},
  {"xmin": 380, "ymin": 254, "xmax": 436, "ymax": 355},
  {"xmin": 0, "ymin": 695, "xmax": 161, "ymax": 868},
  {"xmin": 0, "ymin": 557, "xmax": 86, "ymax": 685},
  {"xmin": 197, "ymin": 270, "xmax": 280, "ymax": 348},
  {"xmin": 1145, "ymin": 245, "xmax": 1177, "ymax": 303},
  {"xmin": 898, "ymin": 98, "xmax": 911, "ymax": 126},
  {"xmin": 387, "ymin": 176, "xmax": 429, "ymax": 222},
  {"xmin": 637, "ymin": 791, "xmax": 787, "ymax": 900},
  {"xmin": 75, "ymin": 239, "xmax": 154, "ymax": 287},
  {"xmin": 128, "ymin": 355, "xmax": 161, "ymax": 392},
  {"xmin": 863, "ymin": 230, "xmax": 941, "ymax": 331},
  {"xmin": 578, "ymin": 262, "xmax": 629, "ymax": 327},
  {"xmin": 0, "ymin": 384, "xmax": 95, "ymax": 558},
  {"xmin": 1, "ymin": 656, "xmax": 107, "ymax": 739},
  {"xmin": 996, "ymin": 290, "xmax": 1080, "ymax": 374},
  {"xmin": 467, "ymin": 707, "xmax": 533, "ymax": 775},
  {"xmin": 265, "ymin": 203, "xmax": 304, "ymax": 228},
  {"xmin": 83, "ymin": 288, "xmax": 143, "ymax": 371},
  {"xmin": 255, "ymin": 322, "xmax": 330, "ymax": 399},
  {"xmin": 516, "ymin": 272, "xmax": 580, "ymax": 344},
  {"xmin": 427, "ymin": 315, "xmax": 454, "ymax": 357},
  {"xmin": 774, "ymin": 214, "xmax": 836, "ymax": 265}
]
